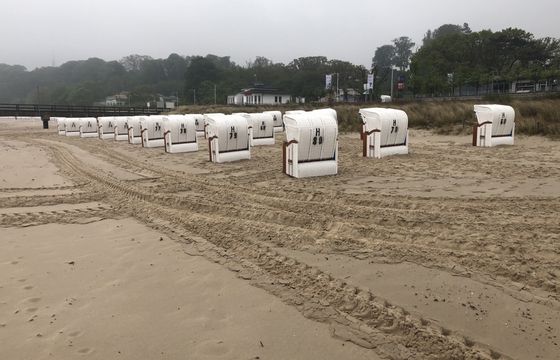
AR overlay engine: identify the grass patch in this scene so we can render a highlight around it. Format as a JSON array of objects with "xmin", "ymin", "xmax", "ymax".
[{"xmin": 174, "ymin": 98, "xmax": 560, "ymax": 138}]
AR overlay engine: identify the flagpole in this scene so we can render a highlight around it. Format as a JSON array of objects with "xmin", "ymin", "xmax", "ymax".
[{"xmin": 390, "ymin": 68, "xmax": 394, "ymax": 99}]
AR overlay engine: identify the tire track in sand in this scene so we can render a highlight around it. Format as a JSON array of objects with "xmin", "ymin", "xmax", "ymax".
[{"xmin": 29, "ymin": 138, "xmax": 511, "ymax": 360}]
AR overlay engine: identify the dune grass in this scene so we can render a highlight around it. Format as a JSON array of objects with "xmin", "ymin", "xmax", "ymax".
[{"xmin": 176, "ymin": 97, "xmax": 560, "ymax": 138}]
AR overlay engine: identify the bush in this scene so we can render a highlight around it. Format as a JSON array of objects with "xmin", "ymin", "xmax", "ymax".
[{"xmin": 482, "ymin": 93, "xmax": 513, "ymax": 103}]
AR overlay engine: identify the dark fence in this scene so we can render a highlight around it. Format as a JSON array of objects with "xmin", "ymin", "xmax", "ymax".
[{"xmin": 0, "ymin": 103, "xmax": 169, "ymax": 118}]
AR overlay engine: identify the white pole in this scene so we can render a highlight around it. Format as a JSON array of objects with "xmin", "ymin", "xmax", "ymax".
[{"xmin": 336, "ymin": 73, "xmax": 339, "ymax": 102}]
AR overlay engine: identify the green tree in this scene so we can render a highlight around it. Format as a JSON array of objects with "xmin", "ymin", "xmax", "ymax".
[
  {"xmin": 393, "ymin": 36, "xmax": 415, "ymax": 71},
  {"xmin": 423, "ymin": 23, "xmax": 472, "ymax": 45},
  {"xmin": 410, "ymin": 25, "xmax": 560, "ymax": 96},
  {"xmin": 372, "ymin": 45, "xmax": 395, "ymax": 70}
]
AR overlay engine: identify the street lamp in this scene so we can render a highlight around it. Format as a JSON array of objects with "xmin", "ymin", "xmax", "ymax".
[{"xmin": 390, "ymin": 68, "xmax": 395, "ymax": 99}]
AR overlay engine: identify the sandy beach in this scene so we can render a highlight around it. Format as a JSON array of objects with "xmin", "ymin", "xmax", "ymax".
[{"xmin": 1, "ymin": 117, "xmax": 559, "ymax": 359}]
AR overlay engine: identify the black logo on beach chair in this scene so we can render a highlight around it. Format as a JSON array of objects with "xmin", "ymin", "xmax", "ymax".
[
  {"xmin": 229, "ymin": 126, "xmax": 238, "ymax": 139},
  {"xmin": 500, "ymin": 113, "xmax": 507, "ymax": 125},
  {"xmin": 391, "ymin": 119, "xmax": 399, "ymax": 133},
  {"xmin": 313, "ymin": 128, "xmax": 323, "ymax": 145}
]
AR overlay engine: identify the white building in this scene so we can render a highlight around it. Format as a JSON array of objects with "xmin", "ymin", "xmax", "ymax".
[
  {"xmin": 227, "ymin": 85, "xmax": 291, "ymax": 106},
  {"xmin": 105, "ymin": 93, "xmax": 129, "ymax": 106}
]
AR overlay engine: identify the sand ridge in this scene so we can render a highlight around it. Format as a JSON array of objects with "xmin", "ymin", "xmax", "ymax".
[{"xmin": 1, "ymin": 118, "xmax": 559, "ymax": 359}]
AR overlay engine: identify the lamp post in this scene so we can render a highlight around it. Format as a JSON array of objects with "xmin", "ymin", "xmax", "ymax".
[{"xmin": 390, "ymin": 68, "xmax": 394, "ymax": 99}]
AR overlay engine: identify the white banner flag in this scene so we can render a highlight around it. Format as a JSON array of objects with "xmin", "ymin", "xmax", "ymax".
[
  {"xmin": 367, "ymin": 74, "xmax": 375, "ymax": 90},
  {"xmin": 325, "ymin": 74, "xmax": 332, "ymax": 89}
]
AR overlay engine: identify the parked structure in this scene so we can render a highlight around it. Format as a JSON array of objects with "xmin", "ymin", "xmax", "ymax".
[
  {"xmin": 127, "ymin": 116, "xmax": 144, "ymax": 144},
  {"xmin": 263, "ymin": 110, "xmax": 284, "ymax": 132},
  {"xmin": 65, "ymin": 118, "xmax": 80, "ymax": 137},
  {"xmin": 283, "ymin": 109, "xmax": 338, "ymax": 178},
  {"xmin": 202, "ymin": 113, "xmax": 224, "ymax": 139},
  {"xmin": 186, "ymin": 114, "xmax": 206, "ymax": 137},
  {"xmin": 242, "ymin": 113, "xmax": 275, "ymax": 146},
  {"xmin": 78, "ymin": 117, "xmax": 98, "ymax": 138},
  {"xmin": 140, "ymin": 116, "xmax": 165, "ymax": 148},
  {"xmin": 359, "ymin": 108, "xmax": 409, "ymax": 158},
  {"xmin": 114, "ymin": 117, "xmax": 129, "ymax": 141},
  {"xmin": 55, "ymin": 117, "xmax": 66, "ymax": 135},
  {"xmin": 472, "ymin": 104, "xmax": 515, "ymax": 147},
  {"xmin": 205, "ymin": 114, "xmax": 251, "ymax": 163},
  {"xmin": 98, "ymin": 117, "xmax": 117, "ymax": 140},
  {"xmin": 163, "ymin": 115, "xmax": 198, "ymax": 153}
]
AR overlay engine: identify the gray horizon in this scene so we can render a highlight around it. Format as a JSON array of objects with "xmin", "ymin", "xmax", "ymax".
[{"xmin": 1, "ymin": 0, "xmax": 559, "ymax": 70}]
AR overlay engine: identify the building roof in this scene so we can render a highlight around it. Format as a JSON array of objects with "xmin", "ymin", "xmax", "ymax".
[
  {"xmin": 235, "ymin": 83, "xmax": 288, "ymax": 95},
  {"xmin": 242, "ymin": 87, "xmax": 285, "ymax": 95}
]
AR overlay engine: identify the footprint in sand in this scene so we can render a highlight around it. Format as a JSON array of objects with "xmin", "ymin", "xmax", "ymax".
[
  {"xmin": 10, "ymin": 261, "xmax": 19, "ymax": 265},
  {"xmin": 68, "ymin": 330, "xmax": 83, "ymax": 338},
  {"xmin": 195, "ymin": 340, "xmax": 231, "ymax": 357},
  {"xmin": 27, "ymin": 297, "xmax": 42, "ymax": 304},
  {"xmin": 26, "ymin": 307, "xmax": 38, "ymax": 313},
  {"xmin": 18, "ymin": 279, "xmax": 27, "ymax": 283},
  {"xmin": 77, "ymin": 348, "xmax": 94, "ymax": 355},
  {"xmin": 23, "ymin": 285, "xmax": 34, "ymax": 290}
]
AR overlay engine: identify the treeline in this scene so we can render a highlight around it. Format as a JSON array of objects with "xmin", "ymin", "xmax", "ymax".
[
  {"xmin": 410, "ymin": 25, "xmax": 560, "ymax": 96},
  {"xmin": 0, "ymin": 54, "xmax": 190, "ymax": 106},
  {"xmin": 0, "ymin": 54, "xmax": 367, "ymax": 106},
  {"xmin": 372, "ymin": 24, "xmax": 560, "ymax": 97},
  {"xmin": 0, "ymin": 23, "xmax": 558, "ymax": 105},
  {"xmin": 183, "ymin": 55, "xmax": 367, "ymax": 104}
]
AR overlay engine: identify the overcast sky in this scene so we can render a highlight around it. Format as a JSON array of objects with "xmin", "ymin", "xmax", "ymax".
[{"xmin": 1, "ymin": 0, "xmax": 558, "ymax": 70}]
